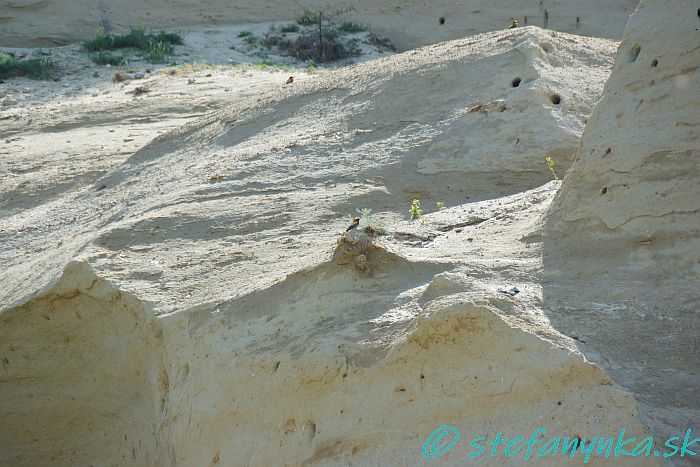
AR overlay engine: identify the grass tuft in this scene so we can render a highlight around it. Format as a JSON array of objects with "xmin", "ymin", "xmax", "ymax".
[
  {"xmin": 84, "ymin": 26, "xmax": 182, "ymax": 63},
  {"xmin": 280, "ymin": 23, "xmax": 300, "ymax": 33},
  {"xmin": 90, "ymin": 51, "xmax": 126, "ymax": 66},
  {"xmin": 0, "ymin": 53, "xmax": 57, "ymax": 80},
  {"xmin": 297, "ymin": 10, "xmax": 321, "ymax": 26},
  {"xmin": 338, "ymin": 21, "xmax": 367, "ymax": 34}
]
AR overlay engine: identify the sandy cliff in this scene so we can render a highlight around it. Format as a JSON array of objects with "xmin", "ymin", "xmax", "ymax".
[{"xmin": 544, "ymin": 0, "xmax": 700, "ymax": 460}]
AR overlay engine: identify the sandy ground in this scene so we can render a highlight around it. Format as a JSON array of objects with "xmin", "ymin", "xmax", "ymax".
[{"xmin": 1, "ymin": 24, "xmax": 394, "ymax": 217}]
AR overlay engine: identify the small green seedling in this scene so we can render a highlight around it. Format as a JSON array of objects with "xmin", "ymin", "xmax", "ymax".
[
  {"xmin": 409, "ymin": 199, "xmax": 423, "ymax": 219},
  {"xmin": 436, "ymin": 201, "xmax": 446, "ymax": 210},
  {"xmin": 545, "ymin": 155, "xmax": 559, "ymax": 180}
]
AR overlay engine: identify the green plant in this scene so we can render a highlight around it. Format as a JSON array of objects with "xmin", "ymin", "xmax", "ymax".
[
  {"xmin": 297, "ymin": 10, "xmax": 321, "ymax": 26},
  {"xmin": 280, "ymin": 23, "xmax": 300, "ymax": 33},
  {"xmin": 436, "ymin": 201, "xmax": 446, "ymax": 210},
  {"xmin": 545, "ymin": 155, "xmax": 559, "ymax": 180},
  {"xmin": 242, "ymin": 34, "xmax": 258, "ymax": 46},
  {"xmin": 409, "ymin": 199, "xmax": 423, "ymax": 219},
  {"xmin": 237, "ymin": 30, "xmax": 254, "ymax": 38},
  {"xmin": 90, "ymin": 51, "xmax": 126, "ymax": 66},
  {"xmin": 0, "ymin": 54, "xmax": 56, "ymax": 79},
  {"xmin": 354, "ymin": 208, "xmax": 388, "ymax": 236},
  {"xmin": 338, "ymin": 21, "xmax": 366, "ymax": 34},
  {"xmin": 84, "ymin": 26, "xmax": 182, "ymax": 56},
  {"xmin": 146, "ymin": 40, "xmax": 172, "ymax": 63}
]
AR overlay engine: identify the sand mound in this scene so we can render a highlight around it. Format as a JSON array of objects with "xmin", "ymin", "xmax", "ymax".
[
  {"xmin": 1, "ymin": 259, "xmax": 654, "ymax": 466},
  {"xmin": 1, "ymin": 27, "xmax": 617, "ymax": 314},
  {"xmin": 544, "ymin": 0, "xmax": 699, "ymax": 458}
]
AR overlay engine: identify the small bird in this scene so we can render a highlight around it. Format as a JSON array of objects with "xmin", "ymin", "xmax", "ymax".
[
  {"xmin": 439, "ymin": 16, "xmax": 445, "ymax": 26},
  {"xmin": 346, "ymin": 217, "xmax": 360, "ymax": 232},
  {"xmin": 508, "ymin": 19, "xmax": 519, "ymax": 29},
  {"xmin": 285, "ymin": 76, "xmax": 294, "ymax": 85}
]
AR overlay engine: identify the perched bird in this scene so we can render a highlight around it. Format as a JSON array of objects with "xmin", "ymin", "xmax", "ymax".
[
  {"xmin": 508, "ymin": 19, "xmax": 519, "ymax": 29},
  {"xmin": 439, "ymin": 16, "xmax": 445, "ymax": 26},
  {"xmin": 285, "ymin": 76, "xmax": 294, "ymax": 85},
  {"xmin": 346, "ymin": 217, "xmax": 360, "ymax": 232}
]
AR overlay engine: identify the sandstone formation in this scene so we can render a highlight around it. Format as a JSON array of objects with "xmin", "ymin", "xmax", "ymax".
[{"xmin": 544, "ymin": 0, "xmax": 700, "ymax": 461}]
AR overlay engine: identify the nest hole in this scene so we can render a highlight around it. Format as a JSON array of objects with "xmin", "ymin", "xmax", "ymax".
[
  {"xmin": 550, "ymin": 93, "xmax": 561, "ymax": 105},
  {"xmin": 629, "ymin": 43, "xmax": 641, "ymax": 62},
  {"xmin": 439, "ymin": 16, "xmax": 445, "ymax": 25},
  {"xmin": 511, "ymin": 77, "xmax": 521, "ymax": 87},
  {"xmin": 651, "ymin": 59, "xmax": 658, "ymax": 67}
]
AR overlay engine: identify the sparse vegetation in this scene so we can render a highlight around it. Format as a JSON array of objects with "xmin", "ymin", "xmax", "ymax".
[
  {"xmin": 338, "ymin": 21, "xmax": 367, "ymax": 34},
  {"xmin": 280, "ymin": 24, "xmax": 300, "ymax": 33},
  {"xmin": 84, "ymin": 26, "xmax": 182, "ymax": 64},
  {"xmin": 545, "ymin": 155, "xmax": 559, "ymax": 180},
  {"xmin": 90, "ymin": 51, "xmax": 127, "ymax": 66},
  {"xmin": 297, "ymin": 10, "xmax": 321, "ymax": 26},
  {"xmin": 0, "ymin": 53, "xmax": 56, "ymax": 80},
  {"xmin": 436, "ymin": 201, "xmax": 446, "ymax": 210},
  {"xmin": 409, "ymin": 199, "xmax": 423, "ymax": 219},
  {"xmin": 146, "ymin": 40, "xmax": 172, "ymax": 63},
  {"xmin": 355, "ymin": 208, "xmax": 388, "ymax": 236}
]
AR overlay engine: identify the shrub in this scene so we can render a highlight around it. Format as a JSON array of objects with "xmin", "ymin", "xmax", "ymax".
[
  {"xmin": 338, "ymin": 21, "xmax": 366, "ymax": 34},
  {"xmin": 409, "ymin": 199, "xmax": 423, "ymax": 219},
  {"xmin": 146, "ymin": 40, "xmax": 172, "ymax": 63},
  {"xmin": 280, "ymin": 24, "xmax": 300, "ymax": 33},
  {"xmin": 297, "ymin": 10, "xmax": 321, "ymax": 26},
  {"xmin": 0, "ymin": 54, "xmax": 56, "ymax": 80},
  {"xmin": 356, "ymin": 208, "xmax": 388, "ymax": 236},
  {"xmin": 90, "ymin": 51, "xmax": 126, "ymax": 66},
  {"xmin": 84, "ymin": 26, "xmax": 182, "ymax": 63}
]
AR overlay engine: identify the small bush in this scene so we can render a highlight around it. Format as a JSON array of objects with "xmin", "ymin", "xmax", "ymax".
[
  {"xmin": 0, "ymin": 54, "xmax": 56, "ymax": 80},
  {"xmin": 262, "ymin": 33, "xmax": 290, "ymax": 49},
  {"xmin": 367, "ymin": 33, "xmax": 397, "ymax": 52},
  {"xmin": 90, "ymin": 51, "xmax": 126, "ymax": 66},
  {"xmin": 356, "ymin": 208, "xmax": 388, "ymax": 236},
  {"xmin": 242, "ymin": 34, "xmax": 258, "ymax": 46},
  {"xmin": 409, "ymin": 199, "xmax": 423, "ymax": 219},
  {"xmin": 280, "ymin": 24, "xmax": 300, "ymax": 33},
  {"xmin": 84, "ymin": 26, "xmax": 182, "ymax": 64},
  {"xmin": 282, "ymin": 32, "xmax": 360, "ymax": 62},
  {"xmin": 146, "ymin": 40, "xmax": 172, "ymax": 63},
  {"xmin": 237, "ymin": 31, "xmax": 254, "ymax": 38},
  {"xmin": 338, "ymin": 21, "xmax": 366, "ymax": 34},
  {"xmin": 297, "ymin": 10, "xmax": 321, "ymax": 26}
]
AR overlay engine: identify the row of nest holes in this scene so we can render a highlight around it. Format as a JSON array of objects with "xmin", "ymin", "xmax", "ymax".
[
  {"xmin": 510, "ymin": 76, "xmax": 561, "ymax": 104},
  {"xmin": 629, "ymin": 43, "xmax": 660, "ymax": 68}
]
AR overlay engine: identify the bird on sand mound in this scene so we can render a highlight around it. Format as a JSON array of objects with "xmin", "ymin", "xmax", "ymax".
[
  {"xmin": 285, "ymin": 76, "xmax": 294, "ymax": 85},
  {"xmin": 346, "ymin": 217, "xmax": 360, "ymax": 232},
  {"xmin": 508, "ymin": 19, "xmax": 519, "ymax": 29}
]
